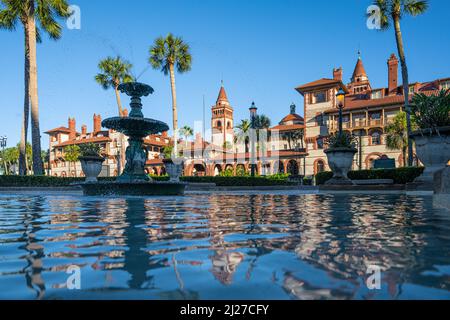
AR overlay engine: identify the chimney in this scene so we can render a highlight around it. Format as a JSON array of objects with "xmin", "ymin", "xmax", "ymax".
[
  {"xmin": 388, "ymin": 54, "xmax": 398, "ymax": 95},
  {"xmin": 81, "ymin": 125, "xmax": 87, "ymax": 135},
  {"xmin": 93, "ymin": 114, "xmax": 102, "ymax": 133},
  {"xmin": 162, "ymin": 131, "xmax": 168, "ymax": 138},
  {"xmin": 68, "ymin": 117, "xmax": 76, "ymax": 140},
  {"xmin": 333, "ymin": 67, "xmax": 343, "ymax": 81},
  {"xmin": 122, "ymin": 108, "xmax": 129, "ymax": 117}
]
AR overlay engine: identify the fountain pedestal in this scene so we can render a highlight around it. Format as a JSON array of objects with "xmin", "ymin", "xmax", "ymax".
[{"xmin": 79, "ymin": 82, "xmax": 186, "ymax": 196}]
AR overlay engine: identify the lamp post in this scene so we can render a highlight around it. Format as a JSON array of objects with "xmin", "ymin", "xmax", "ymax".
[
  {"xmin": 116, "ymin": 140, "xmax": 122, "ymax": 176},
  {"xmin": 0, "ymin": 136, "xmax": 7, "ymax": 175},
  {"xmin": 336, "ymin": 88, "xmax": 346, "ymax": 135},
  {"xmin": 249, "ymin": 102, "xmax": 258, "ymax": 177}
]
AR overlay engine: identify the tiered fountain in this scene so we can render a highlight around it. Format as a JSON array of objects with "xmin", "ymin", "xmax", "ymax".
[{"xmin": 80, "ymin": 82, "xmax": 186, "ymax": 196}]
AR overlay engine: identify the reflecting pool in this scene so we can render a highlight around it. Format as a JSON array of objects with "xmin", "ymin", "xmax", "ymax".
[{"xmin": 0, "ymin": 193, "xmax": 449, "ymax": 300}]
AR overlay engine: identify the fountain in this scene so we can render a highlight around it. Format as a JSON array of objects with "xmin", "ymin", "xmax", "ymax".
[{"xmin": 80, "ymin": 82, "xmax": 186, "ymax": 196}]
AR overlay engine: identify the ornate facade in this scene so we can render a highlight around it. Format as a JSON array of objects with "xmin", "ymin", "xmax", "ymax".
[{"xmin": 296, "ymin": 53, "xmax": 448, "ymax": 176}]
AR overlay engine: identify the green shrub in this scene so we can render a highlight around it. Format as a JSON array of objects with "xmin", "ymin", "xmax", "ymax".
[
  {"xmin": 0, "ymin": 175, "xmax": 116, "ymax": 187},
  {"xmin": 325, "ymin": 132, "xmax": 356, "ymax": 149},
  {"xmin": 314, "ymin": 167, "xmax": 425, "ymax": 185},
  {"xmin": 79, "ymin": 143, "xmax": 101, "ymax": 157},
  {"xmin": 411, "ymin": 89, "xmax": 450, "ymax": 132},
  {"xmin": 180, "ymin": 176, "xmax": 294, "ymax": 186},
  {"xmin": 150, "ymin": 175, "xmax": 170, "ymax": 181}
]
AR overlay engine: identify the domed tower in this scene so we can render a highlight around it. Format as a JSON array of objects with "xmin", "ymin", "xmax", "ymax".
[{"xmin": 211, "ymin": 85, "xmax": 234, "ymax": 148}]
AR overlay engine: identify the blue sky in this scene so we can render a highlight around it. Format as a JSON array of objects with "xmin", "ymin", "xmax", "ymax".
[{"xmin": 1, "ymin": 0, "xmax": 449, "ymax": 148}]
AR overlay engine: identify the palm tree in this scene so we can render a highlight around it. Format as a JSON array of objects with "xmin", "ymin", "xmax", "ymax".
[
  {"xmin": 282, "ymin": 129, "xmax": 304, "ymax": 150},
  {"xmin": 149, "ymin": 34, "xmax": 192, "ymax": 156},
  {"xmin": 386, "ymin": 111, "xmax": 409, "ymax": 167},
  {"xmin": 0, "ymin": 0, "xmax": 71, "ymax": 176},
  {"xmin": 64, "ymin": 145, "xmax": 80, "ymax": 177},
  {"xmin": 371, "ymin": 0, "xmax": 428, "ymax": 166},
  {"xmin": 234, "ymin": 119, "xmax": 251, "ymax": 153},
  {"xmin": 179, "ymin": 125, "xmax": 193, "ymax": 146},
  {"xmin": 95, "ymin": 56, "xmax": 134, "ymax": 117}
]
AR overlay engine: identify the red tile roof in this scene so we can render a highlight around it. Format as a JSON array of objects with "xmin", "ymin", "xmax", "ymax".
[
  {"xmin": 295, "ymin": 78, "xmax": 343, "ymax": 92},
  {"xmin": 279, "ymin": 113, "xmax": 304, "ymax": 123},
  {"xmin": 217, "ymin": 86, "xmax": 229, "ymax": 103},
  {"xmin": 53, "ymin": 136, "xmax": 111, "ymax": 148},
  {"xmin": 45, "ymin": 127, "xmax": 73, "ymax": 134},
  {"xmin": 271, "ymin": 124, "xmax": 305, "ymax": 131},
  {"xmin": 352, "ymin": 58, "xmax": 367, "ymax": 79},
  {"xmin": 324, "ymin": 90, "xmax": 441, "ymax": 114}
]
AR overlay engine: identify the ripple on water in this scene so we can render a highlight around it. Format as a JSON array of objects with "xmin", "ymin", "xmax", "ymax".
[{"xmin": 0, "ymin": 193, "xmax": 449, "ymax": 300}]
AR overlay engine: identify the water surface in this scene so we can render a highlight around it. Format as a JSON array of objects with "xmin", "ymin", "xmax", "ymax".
[{"xmin": 0, "ymin": 193, "xmax": 449, "ymax": 300}]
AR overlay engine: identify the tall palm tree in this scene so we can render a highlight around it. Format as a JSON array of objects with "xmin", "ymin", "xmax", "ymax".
[
  {"xmin": 372, "ymin": 0, "xmax": 428, "ymax": 166},
  {"xmin": 179, "ymin": 125, "xmax": 193, "ymax": 146},
  {"xmin": 149, "ymin": 34, "xmax": 192, "ymax": 156},
  {"xmin": 95, "ymin": 56, "xmax": 134, "ymax": 117},
  {"xmin": 234, "ymin": 119, "xmax": 251, "ymax": 153},
  {"xmin": 64, "ymin": 145, "xmax": 80, "ymax": 177},
  {"xmin": 0, "ymin": 0, "xmax": 70, "ymax": 176},
  {"xmin": 386, "ymin": 111, "xmax": 409, "ymax": 167}
]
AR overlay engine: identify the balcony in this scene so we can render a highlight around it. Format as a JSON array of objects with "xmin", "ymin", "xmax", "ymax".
[{"xmin": 328, "ymin": 118, "xmax": 391, "ymax": 132}]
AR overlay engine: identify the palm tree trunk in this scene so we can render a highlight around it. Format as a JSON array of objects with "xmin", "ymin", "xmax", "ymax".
[
  {"xmin": 402, "ymin": 147, "xmax": 407, "ymax": 168},
  {"xmin": 393, "ymin": 16, "xmax": 413, "ymax": 167},
  {"xmin": 26, "ymin": 12, "xmax": 44, "ymax": 175},
  {"xmin": 114, "ymin": 85, "xmax": 123, "ymax": 117},
  {"xmin": 169, "ymin": 64, "xmax": 178, "ymax": 156},
  {"xmin": 19, "ymin": 24, "xmax": 31, "ymax": 176}
]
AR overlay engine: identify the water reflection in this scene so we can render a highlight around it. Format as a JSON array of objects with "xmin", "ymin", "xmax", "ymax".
[{"xmin": 0, "ymin": 193, "xmax": 449, "ymax": 300}]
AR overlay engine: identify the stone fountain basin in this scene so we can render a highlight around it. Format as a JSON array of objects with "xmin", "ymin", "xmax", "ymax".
[
  {"xmin": 79, "ymin": 181, "xmax": 186, "ymax": 196},
  {"xmin": 102, "ymin": 117, "xmax": 169, "ymax": 136}
]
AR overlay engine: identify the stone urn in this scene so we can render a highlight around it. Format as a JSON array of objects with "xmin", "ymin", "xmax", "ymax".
[
  {"xmin": 79, "ymin": 156, "xmax": 104, "ymax": 183},
  {"xmin": 163, "ymin": 159, "xmax": 183, "ymax": 182},
  {"xmin": 411, "ymin": 127, "xmax": 450, "ymax": 184},
  {"xmin": 324, "ymin": 147, "xmax": 357, "ymax": 185}
]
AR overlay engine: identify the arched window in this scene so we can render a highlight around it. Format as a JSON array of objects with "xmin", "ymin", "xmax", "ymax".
[
  {"xmin": 371, "ymin": 131, "xmax": 382, "ymax": 145},
  {"xmin": 315, "ymin": 159, "xmax": 325, "ymax": 174},
  {"xmin": 216, "ymin": 120, "xmax": 222, "ymax": 129}
]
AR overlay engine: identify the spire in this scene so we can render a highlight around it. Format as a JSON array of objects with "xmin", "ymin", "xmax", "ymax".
[
  {"xmin": 351, "ymin": 51, "xmax": 368, "ymax": 82},
  {"xmin": 216, "ymin": 85, "xmax": 229, "ymax": 104}
]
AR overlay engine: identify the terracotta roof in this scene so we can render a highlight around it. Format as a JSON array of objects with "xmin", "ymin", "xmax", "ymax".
[
  {"xmin": 324, "ymin": 90, "xmax": 441, "ymax": 114},
  {"xmin": 295, "ymin": 78, "xmax": 348, "ymax": 93},
  {"xmin": 271, "ymin": 124, "xmax": 305, "ymax": 131},
  {"xmin": 45, "ymin": 127, "xmax": 72, "ymax": 134},
  {"xmin": 53, "ymin": 136, "xmax": 111, "ymax": 148},
  {"xmin": 352, "ymin": 58, "xmax": 367, "ymax": 80},
  {"xmin": 280, "ymin": 113, "xmax": 304, "ymax": 123},
  {"xmin": 217, "ymin": 86, "xmax": 229, "ymax": 103},
  {"xmin": 144, "ymin": 136, "xmax": 171, "ymax": 147}
]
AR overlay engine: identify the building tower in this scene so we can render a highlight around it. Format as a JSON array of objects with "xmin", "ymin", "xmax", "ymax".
[
  {"xmin": 211, "ymin": 85, "xmax": 234, "ymax": 149},
  {"xmin": 347, "ymin": 51, "xmax": 372, "ymax": 95}
]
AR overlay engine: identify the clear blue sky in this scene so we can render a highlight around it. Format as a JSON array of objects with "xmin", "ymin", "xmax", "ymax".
[{"xmin": 1, "ymin": 0, "xmax": 449, "ymax": 148}]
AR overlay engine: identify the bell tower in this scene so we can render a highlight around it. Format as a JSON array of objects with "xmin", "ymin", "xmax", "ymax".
[{"xmin": 211, "ymin": 85, "xmax": 234, "ymax": 149}]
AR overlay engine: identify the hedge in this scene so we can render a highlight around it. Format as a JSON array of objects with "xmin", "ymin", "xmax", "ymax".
[
  {"xmin": 315, "ymin": 167, "xmax": 425, "ymax": 185},
  {"xmin": 0, "ymin": 175, "xmax": 293, "ymax": 187},
  {"xmin": 180, "ymin": 176, "xmax": 295, "ymax": 186},
  {"xmin": 0, "ymin": 175, "xmax": 116, "ymax": 187}
]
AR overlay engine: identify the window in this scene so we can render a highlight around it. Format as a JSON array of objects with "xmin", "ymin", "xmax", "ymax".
[
  {"xmin": 316, "ymin": 114, "xmax": 324, "ymax": 126},
  {"xmin": 316, "ymin": 160, "xmax": 325, "ymax": 174},
  {"xmin": 409, "ymin": 85, "xmax": 415, "ymax": 94},
  {"xmin": 370, "ymin": 113, "xmax": 381, "ymax": 120},
  {"xmin": 312, "ymin": 91, "xmax": 327, "ymax": 104},
  {"xmin": 216, "ymin": 120, "xmax": 222, "ymax": 128},
  {"xmin": 441, "ymin": 80, "xmax": 450, "ymax": 90},
  {"xmin": 371, "ymin": 131, "xmax": 381, "ymax": 145},
  {"xmin": 316, "ymin": 137, "xmax": 324, "ymax": 150},
  {"xmin": 371, "ymin": 90, "xmax": 382, "ymax": 99}
]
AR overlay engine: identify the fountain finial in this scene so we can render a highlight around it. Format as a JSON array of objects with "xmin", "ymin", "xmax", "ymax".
[{"xmin": 118, "ymin": 82, "xmax": 154, "ymax": 118}]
